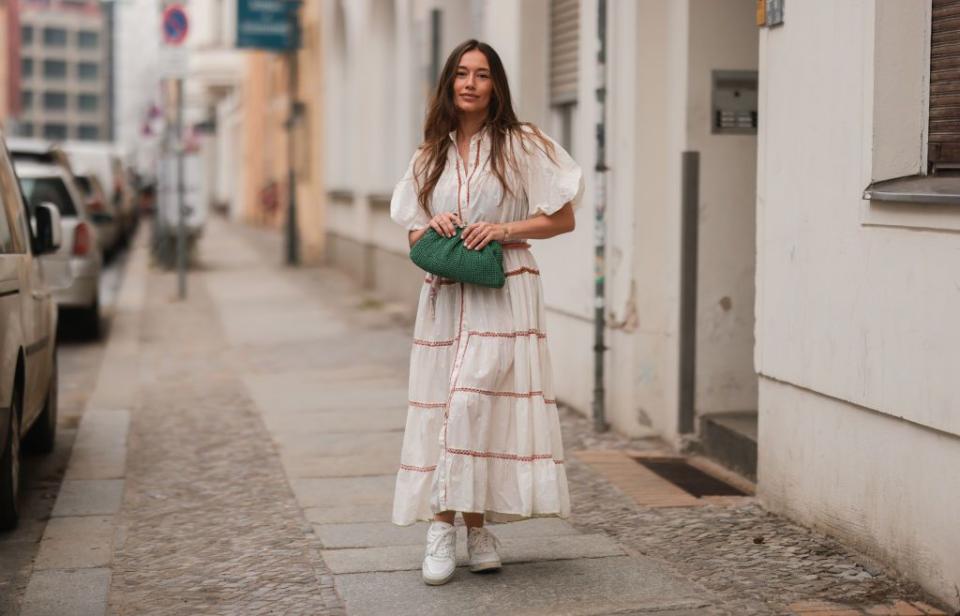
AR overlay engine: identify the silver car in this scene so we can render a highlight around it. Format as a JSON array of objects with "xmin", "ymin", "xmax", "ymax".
[
  {"xmin": 1, "ymin": 134, "xmax": 63, "ymax": 530},
  {"xmin": 15, "ymin": 162, "xmax": 103, "ymax": 338}
]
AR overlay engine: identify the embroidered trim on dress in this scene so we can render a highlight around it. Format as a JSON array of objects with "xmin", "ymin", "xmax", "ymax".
[
  {"xmin": 468, "ymin": 329, "xmax": 547, "ymax": 339},
  {"xmin": 400, "ymin": 463, "xmax": 438, "ymax": 472},
  {"xmin": 505, "ymin": 267, "xmax": 541, "ymax": 277},
  {"xmin": 409, "ymin": 401, "xmax": 447, "ymax": 409},
  {"xmin": 446, "ymin": 447, "xmax": 565, "ymax": 464},
  {"xmin": 453, "ymin": 387, "xmax": 546, "ymax": 399},
  {"xmin": 413, "ymin": 338, "xmax": 457, "ymax": 347}
]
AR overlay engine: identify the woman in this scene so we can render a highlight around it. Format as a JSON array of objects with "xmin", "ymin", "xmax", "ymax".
[{"xmin": 389, "ymin": 39, "xmax": 583, "ymax": 586}]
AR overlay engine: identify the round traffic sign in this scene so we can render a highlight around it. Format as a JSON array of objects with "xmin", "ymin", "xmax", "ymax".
[{"xmin": 162, "ymin": 5, "xmax": 189, "ymax": 45}]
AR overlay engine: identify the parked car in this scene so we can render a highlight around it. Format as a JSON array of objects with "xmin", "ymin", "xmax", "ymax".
[
  {"xmin": 61, "ymin": 142, "xmax": 136, "ymax": 244},
  {"xmin": 73, "ymin": 173, "xmax": 120, "ymax": 258},
  {"xmin": 0, "ymin": 133, "xmax": 63, "ymax": 530},
  {"xmin": 16, "ymin": 162, "xmax": 103, "ymax": 338}
]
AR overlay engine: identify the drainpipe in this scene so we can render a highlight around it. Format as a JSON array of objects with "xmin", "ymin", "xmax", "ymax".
[{"xmin": 592, "ymin": 0, "xmax": 609, "ymax": 433}]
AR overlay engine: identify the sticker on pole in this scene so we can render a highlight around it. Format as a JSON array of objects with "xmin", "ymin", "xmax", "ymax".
[{"xmin": 162, "ymin": 5, "xmax": 189, "ymax": 46}]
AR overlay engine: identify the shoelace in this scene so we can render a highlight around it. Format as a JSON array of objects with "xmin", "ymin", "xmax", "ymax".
[
  {"xmin": 426, "ymin": 524, "xmax": 457, "ymax": 559},
  {"xmin": 469, "ymin": 528, "xmax": 501, "ymax": 554}
]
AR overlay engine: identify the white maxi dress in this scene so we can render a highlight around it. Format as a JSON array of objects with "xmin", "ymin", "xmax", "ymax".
[{"xmin": 390, "ymin": 126, "xmax": 584, "ymax": 526}]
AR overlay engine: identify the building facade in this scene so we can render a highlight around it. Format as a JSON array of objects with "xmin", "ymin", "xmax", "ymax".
[
  {"xmin": 0, "ymin": 0, "xmax": 22, "ymax": 126},
  {"xmin": 756, "ymin": 0, "xmax": 960, "ymax": 605},
  {"xmin": 237, "ymin": 0, "xmax": 326, "ymax": 262},
  {"xmin": 16, "ymin": 0, "xmax": 111, "ymax": 141},
  {"xmin": 314, "ymin": 0, "xmax": 958, "ymax": 606}
]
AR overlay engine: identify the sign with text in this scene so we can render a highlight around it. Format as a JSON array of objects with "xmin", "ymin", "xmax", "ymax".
[{"xmin": 236, "ymin": 0, "xmax": 300, "ymax": 51}]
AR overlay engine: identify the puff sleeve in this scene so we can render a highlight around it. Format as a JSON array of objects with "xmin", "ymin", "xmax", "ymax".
[
  {"xmin": 520, "ymin": 128, "xmax": 584, "ymax": 217},
  {"xmin": 390, "ymin": 150, "xmax": 431, "ymax": 231}
]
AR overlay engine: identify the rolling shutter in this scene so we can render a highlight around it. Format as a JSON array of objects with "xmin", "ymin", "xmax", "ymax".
[
  {"xmin": 550, "ymin": 0, "xmax": 579, "ymax": 105},
  {"xmin": 929, "ymin": 0, "xmax": 960, "ymax": 169}
]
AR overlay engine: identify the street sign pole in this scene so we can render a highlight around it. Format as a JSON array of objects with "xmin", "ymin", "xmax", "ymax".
[
  {"xmin": 175, "ymin": 77, "xmax": 186, "ymax": 299},
  {"xmin": 161, "ymin": 3, "xmax": 189, "ymax": 298}
]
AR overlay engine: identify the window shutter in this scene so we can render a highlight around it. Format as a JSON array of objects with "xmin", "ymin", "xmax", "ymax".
[
  {"xmin": 550, "ymin": 0, "xmax": 579, "ymax": 106},
  {"xmin": 929, "ymin": 0, "xmax": 960, "ymax": 169}
]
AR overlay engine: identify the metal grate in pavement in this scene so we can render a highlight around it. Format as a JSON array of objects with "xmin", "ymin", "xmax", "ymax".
[
  {"xmin": 633, "ymin": 458, "xmax": 747, "ymax": 497},
  {"xmin": 574, "ymin": 449, "xmax": 755, "ymax": 508}
]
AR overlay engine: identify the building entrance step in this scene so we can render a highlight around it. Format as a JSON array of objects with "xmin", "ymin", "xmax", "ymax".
[{"xmin": 697, "ymin": 410, "xmax": 758, "ymax": 481}]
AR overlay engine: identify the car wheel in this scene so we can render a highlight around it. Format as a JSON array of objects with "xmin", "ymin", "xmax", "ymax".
[
  {"xmin": 25, "ymin": 353, "xmax": 58, "ymax": 455},
  {"xmin": 82, "ymin": 297, "xmax": 101, "ymax": 340},
  {"xmin": 0, "ymin": 387, "xmax": 22, "ymax": 531}
]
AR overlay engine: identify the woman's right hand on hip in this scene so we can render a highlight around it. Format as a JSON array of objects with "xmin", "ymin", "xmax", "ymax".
[{"xmin": 430, "ymin": 212, "xmax": 462, "ymax": 238}]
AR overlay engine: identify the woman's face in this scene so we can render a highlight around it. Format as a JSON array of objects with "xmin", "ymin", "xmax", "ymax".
[{"xmin": 453, "ymin": 49, "xmax": 493, "ymax": 115}]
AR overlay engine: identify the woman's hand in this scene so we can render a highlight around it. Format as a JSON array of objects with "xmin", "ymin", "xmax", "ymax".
[
  {"xmin": 429, "ymin": 212, "xmax": 463, "ymax": 238},
  {"xmin": 461, "ymin": 222, "xmax": 506, "ymax": 250}
]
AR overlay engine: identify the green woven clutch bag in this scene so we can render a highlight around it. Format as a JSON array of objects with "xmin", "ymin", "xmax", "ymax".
[{"xmin": 409, "ymin": 227, "xmax": 505, "ymax": 288}]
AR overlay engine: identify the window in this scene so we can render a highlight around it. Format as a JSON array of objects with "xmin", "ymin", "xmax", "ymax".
[
  {"xmin": 550, "ymin": 0, "xmax": 579, "ymax": 154},
  {"xmin": 0, "ymin": 168, "xmax": 14, "ymax": 253},
  {"xmin": 77, "ymin": 94, "xmax": 98, "ymax": 111},
  {"xmin": 929, "ymin": 0, "xmax": 960, "ymax": 172},
  {"xmin": 21, "ymin": 58, "xmax": 33, "ymax": 78},
  {"xmin": 43, "ymin": 124, "xmax": 68, "ymax": 140},
  {"xmin": 21, "ymin": 90, "xmax": 33, "ymax": 109},
  {"xmin": 42, "ymin": 27, "xmax": 67, "ymax": 46},
  {"xmin": 550, "ymin": 0, "xmax": 579, "ymax": 106},
  {"xmin": 77, "ymin": 125, "xmax": 99, "ymax": 140},
  {"xmin": 43, "ymin": 92, "xmax": 67, "ymax": 111},
  {"xmin": 19, "ymin": 177, "xmax": 78, "ymax": 217},
  {"xmin": 77, "ymin": 62, "xmax": 98, "ymax": 80},
  {"xmin": 43, "ymin": 60, "xmax": 67, "ymax": 79},
  {"xmin": 77, "ymin": 30, "xmax": 99, "ymax": 48},
  {"xmin": 21, "ymin": 25, "xmax": 33, "ymax": 45},
  {"xmin": 17, "ymin": 124, "xmax": 35, "ymax": 137}
]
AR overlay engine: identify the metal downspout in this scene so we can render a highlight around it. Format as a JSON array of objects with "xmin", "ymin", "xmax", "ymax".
[{"xmin": 592, "ymin": 0, "xmax": 609, "ymax": 433}]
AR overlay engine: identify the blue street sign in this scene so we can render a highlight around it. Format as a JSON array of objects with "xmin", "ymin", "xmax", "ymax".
[
  {"xmin": 236, "ymin": 0, "xmax": 300, "ymax": 51},
  {"xmin": 162, "ymin": 5, "xmax": 189, "ymax": 45}
]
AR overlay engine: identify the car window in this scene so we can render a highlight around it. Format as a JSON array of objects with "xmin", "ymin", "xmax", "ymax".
[
  {"xmin": 74, "ymin": 175, "xmax": 92, "ymax": 196},
  {"xmin": 0, "ymin": 185, "xmax": 13, "ymax": 253},
  {"xmin": 20, "ymin": 176, "xmax": 78, "ymax": 217},
  {"xmin": 0, "ymin": 144, "xmax": 26, "ymax": 253}
]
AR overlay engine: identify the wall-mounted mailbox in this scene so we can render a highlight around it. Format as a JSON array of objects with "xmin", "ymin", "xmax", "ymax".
[{"xmin": 711, "ymin": 70, "xmax": 758, "ymax": 135}]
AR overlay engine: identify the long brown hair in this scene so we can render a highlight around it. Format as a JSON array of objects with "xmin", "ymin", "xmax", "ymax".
[{"xmin": 413, "ymin": 39, "xmax": 556, "ymax": 217}]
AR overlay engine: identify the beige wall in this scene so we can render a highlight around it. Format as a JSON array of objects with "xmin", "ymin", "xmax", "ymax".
[
  {"xmin": 0, "ymin": 3, "xmax": 9, "ymax": 123},
  {"xmin": 240, "ymin": 0, "xmax": 326, "ymax": 263}
]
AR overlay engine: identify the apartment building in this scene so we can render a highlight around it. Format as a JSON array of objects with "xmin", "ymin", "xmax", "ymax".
[{"xmin": 17, "ymin": 0, "xmax": 111, "ymax": 141}]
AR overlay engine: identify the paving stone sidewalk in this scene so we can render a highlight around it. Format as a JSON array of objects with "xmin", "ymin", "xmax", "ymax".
[{"xmin": 16, "ymin": 216, "xmax": 955, "ymax": 616}]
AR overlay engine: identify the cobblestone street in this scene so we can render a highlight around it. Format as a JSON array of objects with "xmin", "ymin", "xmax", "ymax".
[{"xmin": 8, "ymin": 219, "xmax": 954, "ymax": 616}]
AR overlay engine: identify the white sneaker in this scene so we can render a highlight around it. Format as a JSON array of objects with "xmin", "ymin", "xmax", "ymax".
[
  {"xmin": 422, "ymin": 521, "xmax": 458, "ymax": 585},
  {"xmin": 467, "ymin": 526, "xmax": 502, "ymax": 572}
]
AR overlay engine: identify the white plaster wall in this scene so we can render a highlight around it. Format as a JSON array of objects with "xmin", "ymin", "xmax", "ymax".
[
  {"xmin": 686, "ymin": 0, "xmax": 758, "ymax": 415},
  {"xmin": 756, "ymin": 0, "xmax": 960, "ymax": 437},
  {"xmin": 535, "ymin": 0, "xmax": 602, "ymax": 427},
  {"xmin": 625, "ymin": 0, "xmax": 691, "ymax": 441},
  {"xmin": 757, "ymin": 0, "xmax": 960, "ymax": 605},
  {"xmin": 758, "ymin": 378, "xmax": 960, "ymax": 606}
]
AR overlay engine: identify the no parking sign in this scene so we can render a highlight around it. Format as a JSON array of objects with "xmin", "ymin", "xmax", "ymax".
[
  {"xmin": 160, "ymin": 4, "xmax": 189, "ymax": 78},
  {"xmin": 162, "ymin": 5, "xmax": 189, "ymax": 45}
]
